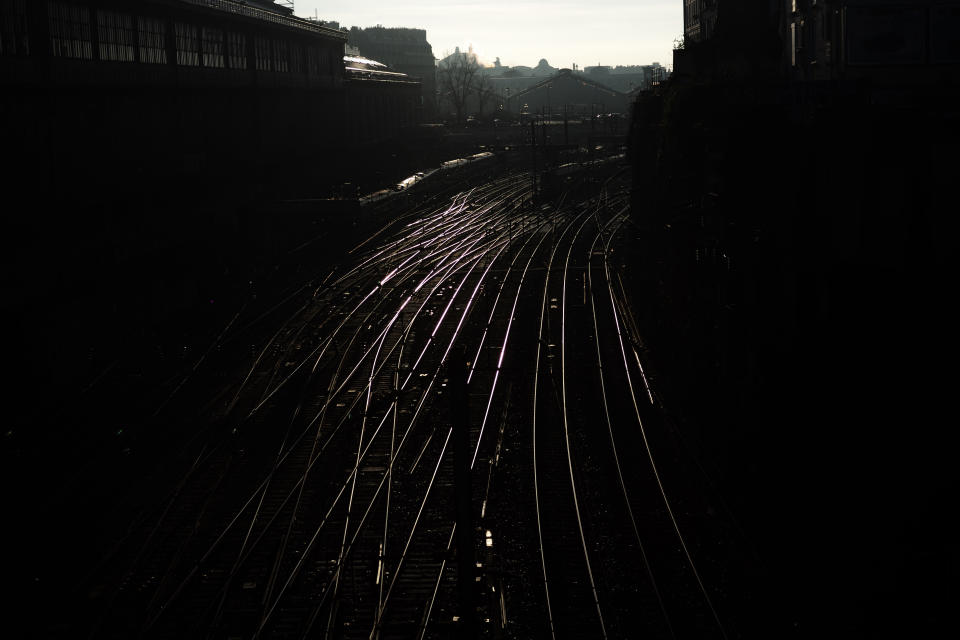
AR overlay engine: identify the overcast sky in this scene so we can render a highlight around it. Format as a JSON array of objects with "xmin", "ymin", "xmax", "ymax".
[{"xmin": 293, "ymin": 1, "xmax": 680, "ymax": 69}]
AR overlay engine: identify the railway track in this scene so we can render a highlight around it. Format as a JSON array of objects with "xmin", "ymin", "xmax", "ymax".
[{"xmin": 57, "ymin": 164, "xmax": 745, "ymax": 639}]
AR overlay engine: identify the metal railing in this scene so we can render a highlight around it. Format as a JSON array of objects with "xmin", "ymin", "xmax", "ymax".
[{"xmin": 178, "ymin": 0, "xmax": 344, "ymax": 38}]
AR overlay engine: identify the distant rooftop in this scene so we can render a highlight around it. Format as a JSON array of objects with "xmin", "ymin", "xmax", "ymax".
[
  {"xmin": 350, "ymin": 25, "xmax": 428, "ymax": 40},
  {"xmin": 244, "ymin": 0, "xmax": 293, "ymax": 14},
  {"xmin": 177, "ymin": 0, "xmax": 345, "ymax": 38},
  {"xmin": 510, "ymin": 69, "xmax": 627, "ymax": 101}
]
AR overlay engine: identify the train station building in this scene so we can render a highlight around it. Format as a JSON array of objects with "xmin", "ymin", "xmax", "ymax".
[
  {"xmin": 504, "ymin": 69, "xmax": 631, "ymax": 117},
  {"xmin": 0, "ymin": 0, "xmax": 423, "ymax": 191}
]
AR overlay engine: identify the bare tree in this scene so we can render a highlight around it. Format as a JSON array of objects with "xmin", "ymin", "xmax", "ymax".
[
  {"xmin": 474, "ymin": 72, "xmax": 495, "ymax": 119},
  {"xmin": 437, "ymin": 49, "xmax": 479, "ymax": 125}
]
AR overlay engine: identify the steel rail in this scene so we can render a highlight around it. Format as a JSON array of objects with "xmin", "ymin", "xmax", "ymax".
[
  {"xmin": 587, "ymin": 211, "xmax": 676, "ymax": 638},
  {"xmin": 601, "ymin": 217, "xmax": 729, "ymax": 640}
]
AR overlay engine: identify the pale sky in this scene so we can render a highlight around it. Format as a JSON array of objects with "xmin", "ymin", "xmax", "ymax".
[{"xmin": 293, "ymin": 1, "xmax": 681, "ymax": 69}]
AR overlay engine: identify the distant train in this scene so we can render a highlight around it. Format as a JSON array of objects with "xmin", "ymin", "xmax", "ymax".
[
  {"xmin": 555, "ymin": 162, "xmax": 580, "ymax": 177},
  {"xmin": 395, "ymin": 171, "xmax": 426, "ymax": 191},
  {"xmin": 359, "ymin": 151, "xmax": 498, "ymax": 206},
  {"xmin": 440, "ymin": 151, "xmax": 496, "ymax": 171},
  {"xmin": 359, "ymin": 189, "xmax": 394, "ymax": 205},
  {"xmin": 539, "ymin": 153, "xmax": 627, "ymax": 198}
]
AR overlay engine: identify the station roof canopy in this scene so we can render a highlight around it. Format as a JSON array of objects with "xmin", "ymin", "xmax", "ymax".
[
  {"xmin": 344, "ymin": 55, "xmax": 419, "ymax": 84},
  {"xmin": 512, "ymin": 69, "xmax": 627, "ymax": 102},
  {"xmin": 344, "ymin": 55, "xmax": 390, "ymax": 70}
]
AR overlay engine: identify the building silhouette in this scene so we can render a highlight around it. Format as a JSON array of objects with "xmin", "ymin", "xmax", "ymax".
[
  {"xmin": 347, "ymin": 25, "xmax": 436, "ymax": 118},
  {"xmin": 631, "ymin": 6, "xmax": 960, "ymax": 635},
  {"xmin": 1, "ymin": 0, "xmax": 422, "ymax": 190}
]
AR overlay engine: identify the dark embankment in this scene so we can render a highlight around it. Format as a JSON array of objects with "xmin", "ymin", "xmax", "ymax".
[{"xmin": 627, "ymin": 82, "xmax": 958, "ymax": 637}]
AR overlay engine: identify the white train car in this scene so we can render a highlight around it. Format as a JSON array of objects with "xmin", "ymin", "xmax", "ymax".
[{"xmin": 440, "ymin": 151, "xmax": 496, "ymax": 172}]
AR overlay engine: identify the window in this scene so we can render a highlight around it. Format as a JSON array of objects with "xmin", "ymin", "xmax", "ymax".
[
  {"xmin": 97, "ymin": 10, "xmax": 134, "ymax": 62},
  {"xmin": 791, "ymin": 23, "xmax": 799, "ymax": 67},
  {"xmin": 227, "ymin": 31, "xmax": 245, "ymax": 69},
  {"xmin": 202, "ymin": 26, "xmax": 223, "ymax": 68},
  {"xmin": 0, "ymin": 0, "xmax": 29, "ymax": 56},
  {"xmin": 48, "ymin": 1, "xmax": 93, "ymax": 60},
  {"xmin": 138, "ymin": 16, "xmax": 166, "ymax": 64},
  {"xmin": 273, "ymin": 39, "xmax": 288, "ymax": 72},
  {"xmin": 175, "ymin": 21, "xmax": 198, "ymax": 66},
  {"xmin": 684, "ymin": 0, "xmax": 702, "ymax": 40},
  {"xmin": 307, "ymin": 45, "xmax": 320, "ymax": 76},
  {"xmin": 255, "ymin": 35, "xmax": 271, "ymax": 70},
  {"xmin": 290, "ymin": 42, "xmax": 304, "ymax": 74}
]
